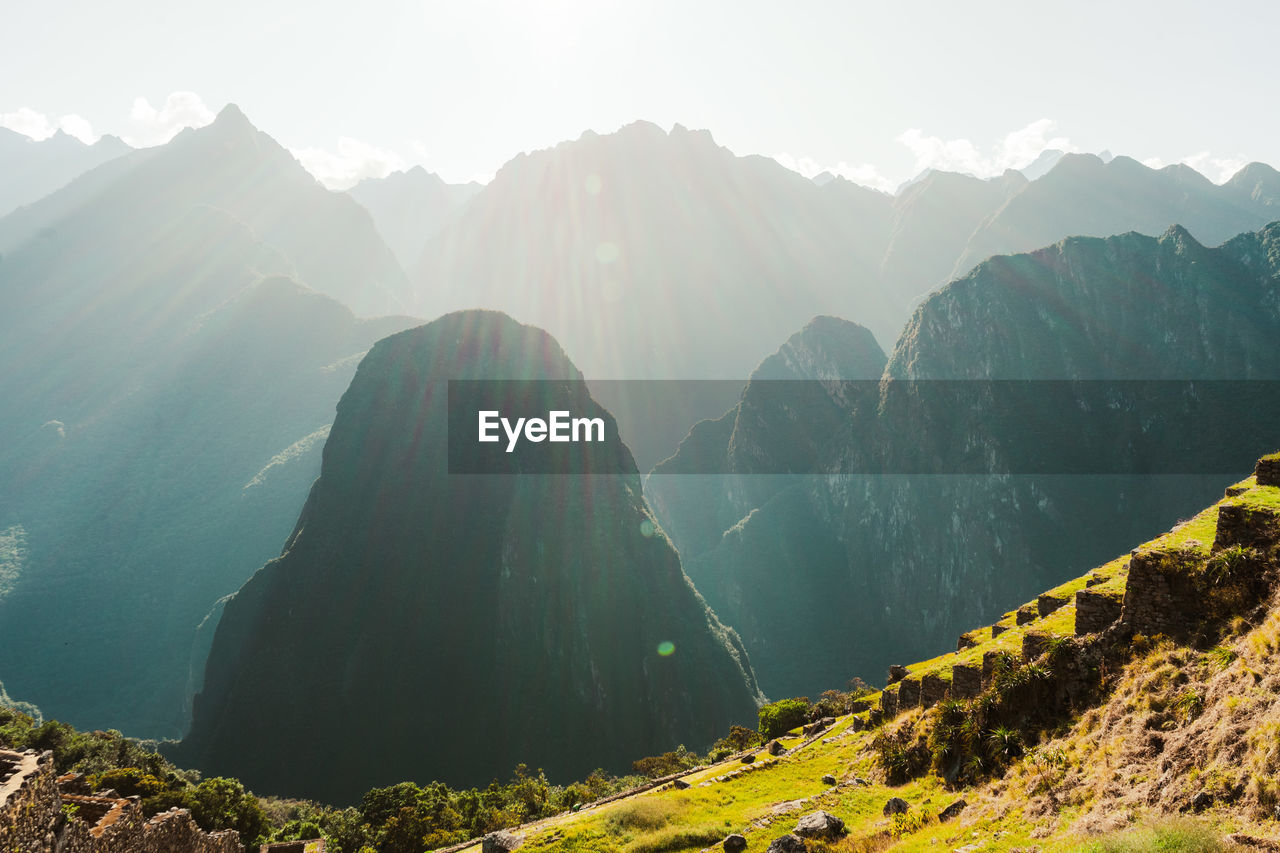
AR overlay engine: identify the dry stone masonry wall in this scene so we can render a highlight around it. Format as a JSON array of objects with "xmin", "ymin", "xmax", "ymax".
[
  {"xmin": 864, "ymin": 455, "xmax": 1280, "ymax": 727},
  {"xmin": 0, "ymin": 748, "xmax": 242, "ymax": 853}
]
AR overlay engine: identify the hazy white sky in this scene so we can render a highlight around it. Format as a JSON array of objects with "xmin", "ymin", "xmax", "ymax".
[{"xmin": 3, "ymin": 0, "xmax": 1277, "ymax": 189}]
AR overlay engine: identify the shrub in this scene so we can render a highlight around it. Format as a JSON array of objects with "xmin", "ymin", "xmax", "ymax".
[
  {"xmin": 632, "ymin": 746, "xmax": 697, "ymax": 779},
  {"xmin": 758, "ymin": 698, "xmax": 811, "ymax": 739}
]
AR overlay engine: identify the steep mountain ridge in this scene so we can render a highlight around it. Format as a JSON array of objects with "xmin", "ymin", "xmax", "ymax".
[
  {"xmin": 178, "ymin": 310, "xmax": 763, "ymax": 804},
  {"xmin": 0, "ymin": 116, "xmax": 421, "ymax": 735},
  {"xmin": 648, "ymin": 223, "xmax": 1280, "ymax": 705},
  {"xmin": 347, "ymin": 165, "xmax": 481, "ymax": 269},
  {"xmin": 0, "ymin": 104, "xmax": 410, "ymax": 317}
]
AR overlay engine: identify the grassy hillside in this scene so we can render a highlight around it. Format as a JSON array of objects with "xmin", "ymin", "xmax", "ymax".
[{"xmin": 457, "ymin": 456, "xmax": 1280, "ymax": 852}]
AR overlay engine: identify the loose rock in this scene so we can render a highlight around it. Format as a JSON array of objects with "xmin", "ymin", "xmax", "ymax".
[
  {"xmin": 821, "ymin": 774, "xmax": 836, "ymax": 786},
  {"xmin": 794, "ymin": 810, "xmax": 845, "ymax": 839},
  {"xmin": 766, "ymin": 834, "xmax": 807, "ymax": 853},
  {"xmin": 723, "ymin": 834, "xmax": 748, "ymax": 852},
  {"xmin": 888, "ymin": 664, "xmax": 909, "ymax": 683},
  {"xmin": 938, "ymin": 798, "xmax": 967, "ymax": 822},
  {"xmin": 883, "ymin": 797, "xmax": 909, "ymax": 816},
  {"xmin": 767, "ymin": 739, "xmax": 785, "ymax": 756},
  {"xmin": 482, "ymin": 830, "xmax": 524, "ymax": 852}
]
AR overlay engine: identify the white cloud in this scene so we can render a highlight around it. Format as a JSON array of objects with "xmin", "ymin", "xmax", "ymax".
[
  {"xmin": 124, "ymin": 92, "xmax": 215, "ymax": 147},
  {"xmin": 1178, "ymin": 151, "xmax": 1247, "ymax": 184},
  {"xmin": 1, "ymin": 107, "xmax": 98, "ymax": 143},
  {"xmin": 773, "ymin": 152, "xmax": 896, "ymax": 193},
  {"xmin": 1144, "ymin": 152, "xmax": 1246, "ymax": 184},
  {"xmin": 897, "ymin": 118, "xmax": 1078, "ymax": 179},
  {"xmin": 291, "ymin": 137, "xmax": 408, "ymax": 190}
]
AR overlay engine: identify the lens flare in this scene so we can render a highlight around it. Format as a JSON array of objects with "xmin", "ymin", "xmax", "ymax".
[{"xmin": 657, "ymin": 641, "xmax": 675, "ymax": 656}]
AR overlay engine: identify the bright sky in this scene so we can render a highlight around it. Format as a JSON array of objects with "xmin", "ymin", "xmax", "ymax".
[{"xmin": 3, "ymin": 0, "xmax": 1277, "ymax": 190}]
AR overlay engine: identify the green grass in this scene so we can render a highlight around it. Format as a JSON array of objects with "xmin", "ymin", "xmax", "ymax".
[
  {"xmin": 485, "ymin": 474, "xmax": 1279, "ymax": 853},
  {"xmin": 1069, "ymin": 818, "xmax": 1239, "ymax": 853},
  {"xmin": 1229, "ymin": 484, "xmax": 1280, "ymax": 513}
]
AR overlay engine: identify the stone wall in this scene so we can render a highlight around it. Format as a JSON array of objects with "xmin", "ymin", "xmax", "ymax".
[
  {"xmin": 896, "ymin": 679, "xmax": 920, "ymax": 708},
  {"xmin": 260, "ymin": 840, "xmax": 324, "ymax": 853},
  {"xmin": 1075, "ymin": 589, "xmax": 1123, "ymax": 635},
  {"xmin": 951, "ymin": 664, "xmax": 981, "ymax": 699},
  {"xmin": 1119, "ymin": 546, "xmax": 1198, "ymax": 637},
  {"xmin": 919, "ymin": 674, "xmax": 947, "ymax": 708},
  {"xmin": 0, "ymin": 750, "xmax": 62, "ymax": 853},
  {"xmin": 149, "ymin": 810, "xmax": 243, "ymax": 853},
  {"xmin": 879, "ymin": 685, "xmax": 898, "ymax": 718},
  {"xmin": 1022, "ymin": 632, "xmax": 1051, "ymax": 661},
  {"xmin": 1256, "ymin": 454, "xmax": 1279, "ymax": 487},
  {"xmin": 0, "ymin": 747, "xmax": 244, "ymax": 853},
  {"xmin": 1037, "ymin": 594, "xmax": 1067, "ymax": 618},
  {"xmin": 1212, "ymin": 503, "xmax": 1280, "ymax": 552}
]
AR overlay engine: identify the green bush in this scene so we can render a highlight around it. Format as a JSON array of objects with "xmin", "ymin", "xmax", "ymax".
[{"xmin": 758, "ymin": 697, "xmax": 811, "ymax": 739}]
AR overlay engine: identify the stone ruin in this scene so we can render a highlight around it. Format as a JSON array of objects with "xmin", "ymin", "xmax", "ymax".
[
  {"xmin": 260, "ymin": 841, "xmax": 326, "ymax": 853},
  {"xmin": 868, "ymin": 453, "xmax": 1280, "ymax": 724},
  {"xmin": 0, "ymin": 748, "xmax": 243, "ymax": 853}
]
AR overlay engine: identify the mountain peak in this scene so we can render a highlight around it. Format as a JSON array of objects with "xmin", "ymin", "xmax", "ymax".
[{"xmin": 214, "ymin": 102, "xmax": 252, "ymax": 127}]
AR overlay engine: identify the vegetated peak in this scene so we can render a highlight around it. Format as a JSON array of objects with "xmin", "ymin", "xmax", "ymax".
[
  {"xmin": 749, "ymin": 315, "xmax": 887, "ymax": 382},
  {"xmin": 1158, "ymin": 161, "xmax": 1216, "ymax": 187},
  {"xmin": 1157, "ymin": 221, "xmax": 1204, "ymax": 250}
]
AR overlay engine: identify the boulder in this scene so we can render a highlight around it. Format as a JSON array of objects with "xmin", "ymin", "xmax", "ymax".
[
  {"xmin": 673, "ymin": 778, "xmax": 691, "ymax": 789},
  {"xmin": 766, "ymin": 834, "xmax": 807, "ymax": 852},
  {"xmin": 938, "ymin": 798, "xmax": 967, "ymax": 822},
  {"xmin": 767, "ymin": 739, "xmax": 786, "ymax": 756},
  {"xmin": 482, "ymin": 830, "xmax": 524, "ymax": 852},
  {"xmin": 741, "ymin": 753, "xmax": 756, "ymax": 764},
  {"xmin": 882, "ymin": 797, "xmax": 909, "ymax": 816},
  {"xmin": 821, "ymin": 774, "xmax": 837, "ymax": 786},
  {"xmin": 723, "ymin": 834, "xmax": 748, "ymax": 852},
  {"xmin": 887, "ymin": 664, "xmax": 909, "ymax": 683},
  {"xmin": 794, "ymin": 810, "xmax": 845, "ymax": 839}
]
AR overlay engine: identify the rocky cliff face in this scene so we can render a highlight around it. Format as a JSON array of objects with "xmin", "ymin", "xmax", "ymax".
[
  {"xmin": 179, "ymin": 310, "xmax": 762, "ymax": 804},
  {"xmin": 648, "ymin": 225, "xmax": 1280, "ymax": 702}
]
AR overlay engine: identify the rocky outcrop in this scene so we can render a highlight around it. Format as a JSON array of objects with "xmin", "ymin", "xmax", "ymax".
[{"xmin": 794, "ymin": 810, "xmax": 845, "ymax": 839}]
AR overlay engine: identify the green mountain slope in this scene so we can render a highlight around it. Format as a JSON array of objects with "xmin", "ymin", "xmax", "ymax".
[{"xmin": 461, "ymin": 454, "xmax": 1280, "ymax": 852}]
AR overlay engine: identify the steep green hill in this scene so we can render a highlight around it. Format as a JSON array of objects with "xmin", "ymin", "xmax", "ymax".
[{"xmin": 454, "ymin": 454, "xmax": 1280, "ymax": 852}]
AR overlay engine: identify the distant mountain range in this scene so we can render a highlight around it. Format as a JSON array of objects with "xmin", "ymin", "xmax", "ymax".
[
  {"xmin": 3, "ymin": 101, "xmax": 1280, "ymax": 761},
  {"xmin": 346, "ymin": 166, "xmax": 480, "ymax": 270},
  {"xmin": 0, "ymin": 128, "xmax": 131, "ymax": 218},
  {"xmin": 647, "ymin": 223, "xmax": 1280, "ymax": 701},
  {"xmin": 0, "ymin": 107, "xmax": 420, "ymax": 736}
]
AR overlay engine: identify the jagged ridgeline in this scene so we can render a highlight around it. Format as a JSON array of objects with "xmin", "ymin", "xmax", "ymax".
[
  {"xmin": 0, "ymin": 104, "xmax": 419, "ymax": 739},
  {"xmin": 648, "ymin": 223, "xmax": 1280, "ymax": 706},
  {"xmin": 177, "ymin": 310, "xmax": 763, "ymax": 804}
]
